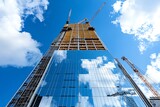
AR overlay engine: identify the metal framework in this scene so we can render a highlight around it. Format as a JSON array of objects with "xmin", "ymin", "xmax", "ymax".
[
  {"xmin": 59, "ymin": 23, "xmax": 106, "ymax": 50},
  {"xmin": 122, "ymin": 56, "xmax": 160, "ymax": 98},
  {"xmin": 115, "ymin": 58, "xmax": 152, "ymax": 107}
]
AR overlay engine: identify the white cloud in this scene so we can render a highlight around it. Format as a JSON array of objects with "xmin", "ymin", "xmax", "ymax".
[
  {"xmin": 150, "ymin": 53, "xmax": 156, "ymax": 59},
  {"xmin": 76, "ymin": 94, "xmax": 93, "ymax": 107},
  {"xmin": 79, "ymin": 56, "xmax": 122, "ymax": 106},
  {"xmin": 40, "ymin": 80, "xmax": 47, "ymax": 87},
  {"xmin": 18, "ymin": 0, "xmax": 49, "ymax": 22},
  {"xmin": 0, "ymin": 0, "xmax": 49, "ymax": 67},
  {"xmin": 39, "ymin": 96, "xmax": 53, "ymax": 107},
  {"xmin": 146, "ymin": 53, "xmax": 160, "ymax": 84},
  {"xmin": 103, "ymin": 56, "xmax": 107, "ymax": 61},
  {"xmin": 112, "ymin": 0, "xmax": 160, "ymax": 53},
  {"xmin": 81, "ymin": 56, "xmax": 103, "ymax": 70},
  {"xmin": 53, "ymin": 50, "xmax": 67, "ymax": 63},
  {"xmin": 112, "ymin": 1, "xmax": 122, "ymax": 13}
]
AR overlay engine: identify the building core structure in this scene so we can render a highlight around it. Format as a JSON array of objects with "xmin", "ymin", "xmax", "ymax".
[{"xmin": 7, "ymin": 21, "xmax": 148, "ymax": 107}]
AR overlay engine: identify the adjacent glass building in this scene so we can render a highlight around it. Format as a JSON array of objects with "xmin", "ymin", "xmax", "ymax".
[{"xmin": 7, "ymin": 22, "xmax": 145, "ymax": 107}]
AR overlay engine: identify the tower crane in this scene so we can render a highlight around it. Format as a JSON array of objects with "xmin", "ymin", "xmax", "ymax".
[
  {"xmin": 89, "ymin": 2, "xmax": 106, "ymax": 23},
  {"xmin": 122, "ymin": 56, "xmax": 160, "ymax": 98},
  {"xmin": 115, "ymin": 58, "xmax": 152, "ymax": 107},
  {"xmin": 66, "ymin": 2, "xmax": 106, "ymax": 24}
]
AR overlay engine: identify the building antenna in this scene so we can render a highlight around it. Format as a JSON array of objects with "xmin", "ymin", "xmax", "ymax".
[{"xmin": 66, "ymin": 9, "xmax": 72, "ymax": 24}]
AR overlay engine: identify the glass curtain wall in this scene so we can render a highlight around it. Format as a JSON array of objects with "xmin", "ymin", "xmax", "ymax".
[{"xmin": 31, "ymin": 50, "xmax": 145, "ymax": 107}]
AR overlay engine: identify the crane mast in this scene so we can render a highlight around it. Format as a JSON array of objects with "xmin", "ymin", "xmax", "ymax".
[
  {"xmin": 66, "ymin": 9, "xmax": 72, "ymax": 24},
  {"xmin": 89, "ymin": 2, "xmax": 106, "ymax": 23},
  {"xmin": 122, "ymin": 56, "xmax": 160, "ymax": 98}
]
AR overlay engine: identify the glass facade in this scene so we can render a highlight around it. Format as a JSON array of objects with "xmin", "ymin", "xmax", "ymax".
[{"xmin": 31, "ymin": 50, "xmax": 145, "ymax": 107}]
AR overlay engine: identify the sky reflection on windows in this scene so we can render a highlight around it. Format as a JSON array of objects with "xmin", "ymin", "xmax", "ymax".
[{"xmin": 33, "ymin": 50, "xmax": 145, "ymax": 107}]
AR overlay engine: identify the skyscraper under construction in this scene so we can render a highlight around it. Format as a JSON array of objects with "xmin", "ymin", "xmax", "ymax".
[{"xmin": 7, "ymin": 17, "xmax": 149, "ymax": 106}]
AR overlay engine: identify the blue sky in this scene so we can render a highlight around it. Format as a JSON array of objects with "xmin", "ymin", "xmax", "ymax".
[{"xmin": 0, "ymin": 0, "xmax": 160, "ymax": 106}]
